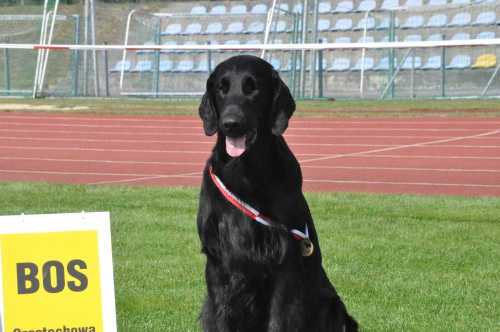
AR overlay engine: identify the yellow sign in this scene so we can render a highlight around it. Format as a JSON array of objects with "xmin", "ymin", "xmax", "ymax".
[{"xmin": 0, "ymin": 212, "xmax": 116, "ymax": 332}]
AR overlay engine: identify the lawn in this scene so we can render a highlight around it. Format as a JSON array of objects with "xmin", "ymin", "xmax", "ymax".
[{"xmin": 1, "ymin": 182, "xmax": 498, "ymax": 331}]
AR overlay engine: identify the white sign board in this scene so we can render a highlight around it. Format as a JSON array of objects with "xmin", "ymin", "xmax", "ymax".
[{"xmin": 0, "ymin": 212, "xmax": 116, "ymax": 332}]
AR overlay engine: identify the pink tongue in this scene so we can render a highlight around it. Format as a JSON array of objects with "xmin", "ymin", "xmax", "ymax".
[{"xmin": 226, "ymin": 136, "xmax": 246, "ymax": 157}]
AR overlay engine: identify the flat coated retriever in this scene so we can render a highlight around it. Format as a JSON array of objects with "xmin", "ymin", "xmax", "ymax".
[{"xmin": 197, "ymin": 55, "xmax": 358, "ymax": 332}]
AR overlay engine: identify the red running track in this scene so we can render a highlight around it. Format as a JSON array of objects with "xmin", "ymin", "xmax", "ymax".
[{"xmin": 0, "ymin": 112, "xmax": 499, "ymax": 196}]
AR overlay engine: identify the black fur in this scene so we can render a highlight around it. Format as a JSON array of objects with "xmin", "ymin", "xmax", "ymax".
[{"xmin": 197, "ymin": 55, "xmax": 358, "ymax": 332}]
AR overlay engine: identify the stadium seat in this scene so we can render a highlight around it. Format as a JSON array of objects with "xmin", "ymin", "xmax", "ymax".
[
  {"xmin": 224, "ymin": 22, "xmax": 244, "ymax": 34},
  {"xmin": 401, "ymin": 15, "xmax": 424, "ymax": 29},
  {"xmin": 374, "ymin": 57, "xmax": 399, "ymax": 71},
  {"xmin": 471, "ymin": 54, "xmax": 497, "ymax": 69},
  {"xmin": 427, "ymin": 33, "xmax": 444, "ymax": 41},
  {"xmin": 136, "ymin": 41, "xmax": 155, "ymax": 54},
  {"xmin": 447, "ymin": 13, "xmax": 472, "ymax": 27},
  {"xmin": 424, "ymin": 14, "xmax": 447, "ymax": 28},
  {"xmin": 332, "ymin": 1, "xmax": 353, "ymax": 13},
  {"xmin": 158, "ymin": 60, "xmax": 173, "ymax": 73},
  {"xmin": 318, "ymin": 2, "xmax": 333, "ymax": 13},
  {"xmin": 380, "ymin": 35, "xmax": 399, "ymax": 42},
  {"xmin": 274, "ymin": 3, "xmax": 289, "ymax": 13},
  {"xmin": 244, "ymin": 21, "xmax": 265, "ymax": 34},
  {"xmin": 193, "ymin": 60, "xmax": 215, "ymax": 73},
  {"xmin": 404, "ymin": 0, "xmax": 423, "ymax": 7},
  {"xmin": 268, "ymin": 59, "xmax": 281, "ymax": 71},
  {"xmin": 176, "ymin": 41, "xmax": 199, "ymax": 53},
  {"xmin": 357, "ymin": 36, "xmax": 374, "ymax": 43},
  {"xmin": 172, "ymin": 60, "xmax": 195, "ymax": 72},
  {"xmin": 451, "ymin": 0, "xmax": 470, "ymax": 4},
  {"xmin": 401, "ymin": 56, "xmax": 421, "ymax": 70},
  {"xmin": 471, "ymin": 12, "xmax": 496, "ymax": 26},
  {"xmin": 293, "ymin": 3, "xmax": 304, "ymax": 13},
  {"xmin": 355, "ymin": 0, "xmax": 376, "ymax": 12},
  {"xmin": 331, "ymin": 18, "xmax": 353, "ymax": 31},
  {"xmin": 476, "ymin": 31, "xmax": 495, "ymax": 39},
  {"xmin": 110, "ymin": 60, "xmax": 131, "ymax": 73},
  {"xmin": 306, "ymin": 58, "xmax": 327, "ymax": 72},
  {"xmin": 422, "ymin": 55, "xmax": 442, "ymax": 70},
  {"xmin": 404, "ymin": 34, "xmax": 421, "ymax": 42},
  {"xmin": 202, "ymin": 22, "xmax": 223, "ymax": 35},
  {"xmin": 222, "ymin": 39, "xmax": 240, "ymax": 52},
  {"xmin": 428, "ymin": 0, "xmax": 447, "ymax": 5},
  {"xmin": 451, "ymin": 32, "xmax": 470, "ymax": 40},
  {"xmin": 353, "ymin": 17, "xmax": 376, "ymax": 30},
  {"xmin": 377, "ymin": 16, "xmax": 400, "ymax": 30},
  {"xmin": 131, "ymin": 60, "xmax": 152, "ymax": 73},
  {"xmin": 210, "ymin": 5, "xmax": 227, "ymax": 14},
  {"xmin": 243, "ymin": 39, "xmax": 262, "ymax": 52},
  {"xmin": 162, "ymin": 23, "xmax": 182, "ymax": 36},
  {"xmin": 381, "ymin": 0, "xmax": 399, "ymax": 10},
  {"xmin": 231, "ymin": 5, "xmax": 247, "ymax": 14},
  {"xmin": 446, "ymin": 55, "xmax": 471, "ymax": 69},
  {"xmin": 160, "ymin": 41, "xmax": 177, "ymax": 54},
  {"xmin": 327, "ymin": 58, "xmax": 351, "ymax": 71},
  {"xmin": 251, "ymin": 4, "xmax": 268, "ymax": 14},
  {"xmin": 316, "ymin": 19, "xmax": 331, "ymax": 32},
  {"xmin": 281, "ymin": 59, "xmax": 301, "ymax": 72},
  {"xmin": 270, "ymin": 20, "xmax": 287, "ymax": 33},
  {"xmin": 334, "ymin": 37, "xmax": 351, "ymax": 43},
  {"xmin": 351, "ymin": 57, "xmax": 375, "ymax": 71},
  {"xmin": 190, "ymin": 5, "xmax": 206, "ymax": 14},
  {"xmin": 182, "ymin": 23, "xmax": 202, "ymax": 35}
]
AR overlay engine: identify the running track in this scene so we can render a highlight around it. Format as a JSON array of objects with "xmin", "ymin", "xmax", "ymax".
[{"xmin": 0, "ymin": 112, "xmax": 499, "ymax": 196}]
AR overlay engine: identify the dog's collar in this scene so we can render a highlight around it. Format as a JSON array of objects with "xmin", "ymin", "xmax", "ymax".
[{"xmin": 209, "ymin": 166, "xmax": 314, "ymax": 257}]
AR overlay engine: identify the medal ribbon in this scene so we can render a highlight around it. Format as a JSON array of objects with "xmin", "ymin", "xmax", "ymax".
[{"xmin": 209, "ymin": 166, "xmax": 309, "ymax": 241}]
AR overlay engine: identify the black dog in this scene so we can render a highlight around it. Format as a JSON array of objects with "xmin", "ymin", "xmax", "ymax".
[{"xmin": 197, "ymin": 55, "xmax": 358, "ymax": 332}]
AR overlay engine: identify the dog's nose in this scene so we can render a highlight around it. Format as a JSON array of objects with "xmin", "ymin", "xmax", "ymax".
[{"xmin": 222, "ymin": 118, "xmax": 241, "ymax": 132}]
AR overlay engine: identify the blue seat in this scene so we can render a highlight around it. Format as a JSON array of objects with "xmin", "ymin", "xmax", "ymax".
[
  {"xmin": 404, "ymin": 34, "xmax": 421, "ymax": 42},
  {"xmin": 447, "ymin": 13, "xmax": 471, "ymax": 27},
  {"xmin": 353, "ymin": 17, "xmax": 376, "ymax": 30},
  {"xmin": 224, "ymin": 22, "xmax": 244, "ymax": 34},
  {"xmin": 281, "ymin": 59, "xmax": 301, "ymax": 72},
  {"xmin": 401, "ymin": 56, "xmax": 421, "ymax": 70},
  {"xmin": 446, "ymin": 55, "xmax": 471, "ymax": 69},
  {"xmin": 159, "ymin": 60, "xmax": 173, "ymax": 73},
  {"xmin": 160, "ymin": 41, "xmax": 177, "ymax": 54},
  {"xmin": 427, "ymin": 34, "xmax": 444, "ymax": 41},
  {"xmin": 182, "ymin": 23, "xmax": 202, "ymax": 35},
  {"xmin": 404, "ymin": 0, "xmax": 422, "ymax": 7},
  {"xmin": 318, "ymin": 2, "xmax": 332, "ymax": 13},
  {"xmin": 355, "ymin": 0, "xmax": 376, "ymax": 12},
  {"xmin": 380, "ymin": 35, "xmax": 399, "ymax": 42},
  {"xmin": 327, "ymin": 58, "xmax": 351, "ymax": 71},
  {"xmin": 472, "ymin": 12, "xmax": 496, "ymax": 26},
  {"xmin": 231, "ymin": 5, "xmax": 247, "ymax": 14},
  {"xmin": 243, "ymin": 39, "xmax": 262, "ymax": 52},
  {"xmin": 402, "ymin": 15, "xmax": 424, "ymax": 29},
  {"xmin": 377, "ymin": 17, "xmax": 400, "ymax": 30},
  {"xmin": 210, "ymin": 5, "xmax": 226, "ymax": 14},
  {"xmin": 451, "ymin": 0, "xmax": 469, "ymax": 3},
  {"xmin": 202, "ymin": 22, "xmax": 223, "ymax": 35},
  {"xmin": 244, "ymin": 21, "xmax": 265, "ymax": 34},
  {"xmin": 251, "ymin": 4, "xmax": 267, "ymax": 14},
  {"xmin": 451, "ymin": 32, "xmax": 470, "ymax": 40},
  {"xmin": 476, "ymin": 31, "xmax": 495, "ymax": 39},
  {"xmin": 293, "ymin": 3, "xmax": 304, "ymax": 14},
  {"xmin": 136, "ymin": 41, "xmax": 155, "ymax": 54},
  {"xmin": 190, "ymin": 5, "xmax": 206, "ymax": 14},
  {"xmin": 334, "ymin": 37, "xmax": 351, "ymax": 43},
  {"xmin": 172, "ymin": 60, "xmax": 194, "ymax": 72},
  {"xmin": 268, "ymin": 59, "xmax": 281, "ymax": 71},
  {"xmin": 422, "ymin": 55, "xmax": 442, "ymax": 70},
  {"xmin": 193, "ymin": 60, "xmax": 215, "ymax": 73},
  {"xmin": 332, "ymin": 1, "xmax": 353, "ymax": 13},
  {"xmin": 222, "ymin": 40, "xmax": 240, "ymax": 52},
  {"xmin": 381, "ymin": 0, "xmax": 399, "ymax": 10},
  {"xmin": 424, "ymin": 14, "xmax": 447, "ymax": 28},
  {"xmin": 110, "ymin": 60, "xmax": 131, "ymax": 73},
  {"xmin": 162, "ymin": 23, "xmax": 182, "ymax": 36},
  {"xmin": 374, "ymin": 57, "xmax": 398, "ymax": 71},
  {"xmin": 331, "ymin": 18, "xmax": 352, "ymax": 31},
  {"xmin": 306, "ymin": 58, "xmax": 327, "ymax": 72},
  {"xmin": 270, "ymin": 20, "xmax": 287, "ymax": 33},
  {"xmin": 351, "ymin": 57, "xmax": 374, "ymax": 71},
  {"xmin": 357, "ymin": 36, "xmax": 374, "ymax": 43},
  {"xmin": 131, "ymin": 60, "xmax": 152, "ymax": 73},
  {"xmin": 177, "ymin": 41, "xmax": 198, "ymax": 53},
  {"xmin": 316, "ymin": 19, "xmax": 331, "ymax": 32},
  {"xmin": 428, "ymin": 0, "xmax": 446, "ymax": 5}
]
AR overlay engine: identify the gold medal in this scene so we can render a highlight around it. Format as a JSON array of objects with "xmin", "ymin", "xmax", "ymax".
[{"xmin": 300, "ymin": 239, "xmax": 314, "ymax": 257}]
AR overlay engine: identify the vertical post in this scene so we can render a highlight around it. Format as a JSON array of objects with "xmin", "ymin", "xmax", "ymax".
[
  {"xmin": 72, "ymin": 15, "xmax": 80, "ymax": 96},
  {"xmin": 206, "ymin": 41, "xmax": 212, "ymax": 75},
  {"xmin": 103, "ymin": 42, "xmax": 109, "ymax": 97},
  {"xmin": 4, "ymin": 46, "xmax": 10, "ymax": 94},
  {"xmin": 309, "ymin": 0, "xmax": 318, "ymax": 98},
  {"xmin": 441, "ymin": 40, "xmax": 445, "ymax": 97},
  {"xmin": 299, "ymin": 0, "xmax": 309, "ymax": 98},
  {"xmin": 153, "ymin": 15, "xmax": 160, "ymax": 97},
  {"xmin": 317, "ymin": 39, "xmax": 323, "ymax": 99},
  {"xmin": 388, "ymin": 10, "xmax": 395, "ymax": 99}
]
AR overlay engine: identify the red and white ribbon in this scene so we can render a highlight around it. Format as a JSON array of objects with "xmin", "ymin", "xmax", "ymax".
[{"xmin": 209, "ymin": 166, "xmax": 309, "ymax": 241}]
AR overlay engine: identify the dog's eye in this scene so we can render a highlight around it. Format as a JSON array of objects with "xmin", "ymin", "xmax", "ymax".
[
  {"xmin": 217, "ymin": 79, "xmax": 229, "ymax": 94},
  {"xmin": 243, "ymin": 77, "xmax": 259, "ymax": 93}
]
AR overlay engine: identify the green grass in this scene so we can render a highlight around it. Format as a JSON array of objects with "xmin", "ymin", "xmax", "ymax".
[
  {"xmin": 1, "ymin": 98, "xmax": 500, "ymax": 117},
  {"xmin": 2, "ymin": 182, "xmax": 499, "ymax": 331}
]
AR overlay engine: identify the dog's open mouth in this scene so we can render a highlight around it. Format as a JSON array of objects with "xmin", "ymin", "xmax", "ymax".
[{"xmin": 226, "ymin": 136, "xmax": 246, "ymax": 157}]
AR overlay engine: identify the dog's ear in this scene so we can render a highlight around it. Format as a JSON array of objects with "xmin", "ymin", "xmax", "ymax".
[
  {"xmin": 269, "ymin": 70, "xmax": 296, "ymax": 136},
  {"xmin": 199, "ymin": 74, "xmax": 218, "ymax": 136}
]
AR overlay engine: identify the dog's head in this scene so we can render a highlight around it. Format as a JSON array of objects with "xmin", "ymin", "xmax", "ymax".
[{"xmin": 199, "ymin": 55, "xmax": 296, "ymax": 157}]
